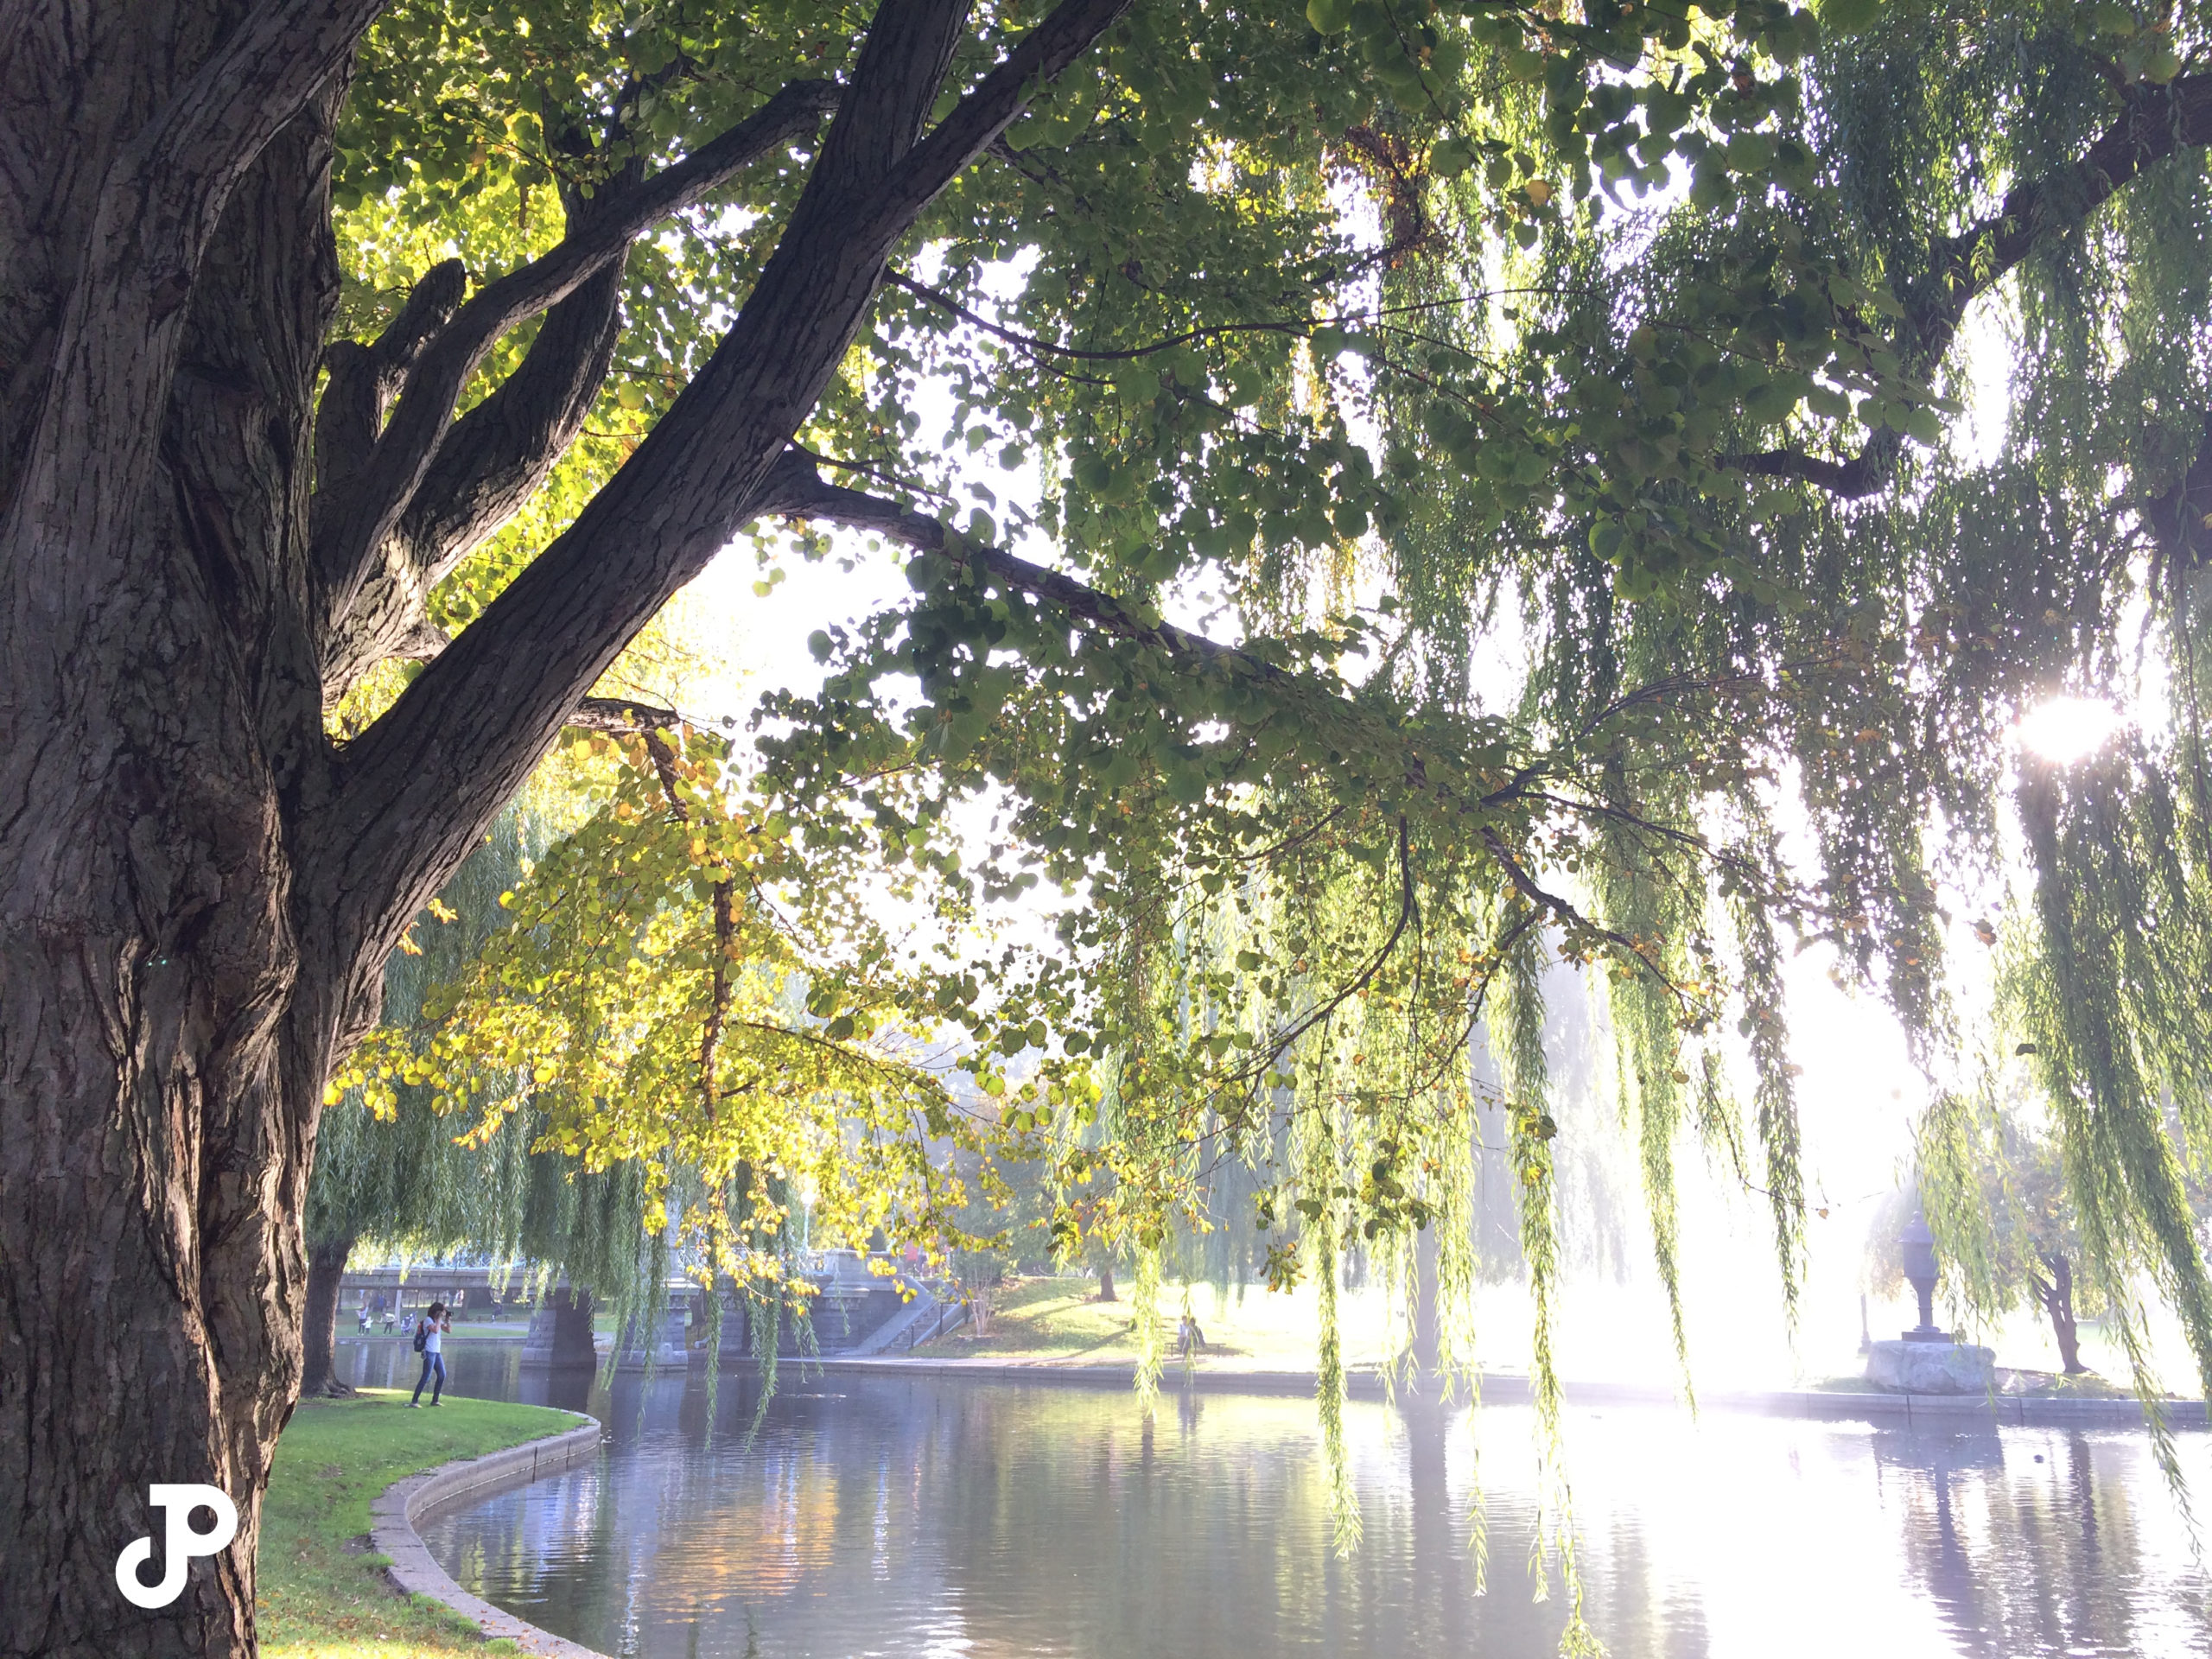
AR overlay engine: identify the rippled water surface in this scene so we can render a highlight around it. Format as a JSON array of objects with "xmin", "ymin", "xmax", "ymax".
[{"xmin": 395, "ymin": 1353, "xmax": 2211, "ymax": 1659}]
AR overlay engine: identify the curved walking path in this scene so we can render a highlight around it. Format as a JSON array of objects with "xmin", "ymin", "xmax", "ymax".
[{"xmin": 369, "ymin": 1412, "xmax": 610, "ymax": 1659}]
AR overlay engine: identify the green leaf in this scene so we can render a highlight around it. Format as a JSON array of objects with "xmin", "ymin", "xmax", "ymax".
[
  {"xmin": 1306, "ymin": 0, "xmax": 1353, "ymax": 34},
  {"xmin": 1821, "ymin": 0, "xmax": 1884, "ymax": 35},
  {"xmin": 1431, "ymin": 136, "xmax": 1473, "ymax": 178}
]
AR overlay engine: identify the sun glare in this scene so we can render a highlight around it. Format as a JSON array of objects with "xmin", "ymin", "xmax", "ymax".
[{"xmin": 2014, "ymin": 696, "xmax": 2126, "ymax": 765}]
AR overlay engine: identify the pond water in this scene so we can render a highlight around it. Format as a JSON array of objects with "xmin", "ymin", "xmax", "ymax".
[{"xmin": 340, "ymin": 1339, "xmax": 2212, "ymax": 1658}]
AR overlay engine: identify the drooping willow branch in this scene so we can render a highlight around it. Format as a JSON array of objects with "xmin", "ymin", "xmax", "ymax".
[{"xmin": 1724, "ymin": 72, "xmax": 2212, "ymax": 499}]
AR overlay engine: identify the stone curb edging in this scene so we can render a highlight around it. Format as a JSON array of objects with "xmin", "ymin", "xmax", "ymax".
[
  {"xmin": 368, "ymin": 1414, "xmax": 610, "ymax": 1658},
  {"xmin": 785, "ymin": 1354, "xmax": 2209, "ymax": 1428}
]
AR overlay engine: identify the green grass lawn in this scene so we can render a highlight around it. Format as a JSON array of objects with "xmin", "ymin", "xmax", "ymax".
[
  {"xmin": 258, "ymin": 1388, "xmax": 581, "ymax": 1659},
  {"xmin": 910, "ymin": 1275, "xmax": 1395, "ymax": 1370}
]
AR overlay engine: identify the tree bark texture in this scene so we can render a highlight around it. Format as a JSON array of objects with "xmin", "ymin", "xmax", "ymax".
[
  {"xmin": 0, "ymin": 3, "xmax": 1130, "ymax": 1650},
  {"xmin": 299, "ymin": 1236, "xmax": 358, "ymax": 1400},
  {"xmin": 1, "ymin": 45, "xmax": 356, "ymax": 1655}
]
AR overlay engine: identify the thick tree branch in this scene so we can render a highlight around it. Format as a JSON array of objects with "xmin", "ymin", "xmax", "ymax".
[
  {"xmin": 321, "ymin": 259, "xmax": 628, "ymax": 696},
  {"xmin": 1725, "ymin": 429, "xmax": 1901, "ymax": 499},
  {"xmin": 313, "ymin": 0, "xmax": 1128, "ymax": 988},
  {"xmin": 311, "ymin": 78, "xmax": 839, "ymax": 627},
  {"xmin": 754, "ymin": 455, "xmax": 1495, "ymax": 809},
  {"xmin": 1916, "ymin": 73, "xmax": 2212, "ymax": 367},
  {"xmin": 1726, "ymin": 72, "xmax": 2212, "ymax": 498},
  {"xmin": 752, "ymin": 449, "xmax": 1301, "ymax": 688}
]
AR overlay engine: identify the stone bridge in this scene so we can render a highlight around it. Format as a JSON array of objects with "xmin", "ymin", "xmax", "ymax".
[
  {"xmin": 342, "ymin": 1252, "xmax": 961, "ymax": 1370},
  {"xmin": 338, "ymin": 1263, "xmax": 524, "ymax": 1316}
]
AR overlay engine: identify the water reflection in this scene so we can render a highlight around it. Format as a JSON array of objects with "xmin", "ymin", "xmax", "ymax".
[
  {"xmin": 1866, "ymin": 1423, "xmax": 2212, "ymax": 1657},
  {"xmin": 412, "ymin": 1366, "xmax": 2211, "ymax": 1659}
]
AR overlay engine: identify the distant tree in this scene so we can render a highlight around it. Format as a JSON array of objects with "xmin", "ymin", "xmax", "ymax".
[
  {"xmin": 2005, "ymin": 1123, "xmax": 2093, "ymax": 1376},
  {"xmin": 1910, "ymin": 1070, "xmax": 2212, "ymax": 1381},
  {"xmin": 300, "ymin": 815, "xmax": 532, "ymax": 1395}
]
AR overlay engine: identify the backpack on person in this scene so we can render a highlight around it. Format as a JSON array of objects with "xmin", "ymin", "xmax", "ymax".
[{"xmin": 412, "ymin": 1319, "xmax": 429, "ymax": 1354}]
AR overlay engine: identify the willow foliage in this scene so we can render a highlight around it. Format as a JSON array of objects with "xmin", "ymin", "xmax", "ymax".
[
  {"xmin": 308, "ymin": 812, "xmax": 542, "ymax": 1262},
  {"xmin": 294, "ymin": 0, "xmax": 2212, "ymax": 1643}
]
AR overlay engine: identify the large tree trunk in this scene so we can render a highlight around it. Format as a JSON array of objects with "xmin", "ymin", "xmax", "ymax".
[
  {"xmin": 300, "ymin": 1236, "xmax": 359, "ymax": 1400},
  {"xmin": 0, "ymin": 56, "xmax": 357, "ymax": 1653}
]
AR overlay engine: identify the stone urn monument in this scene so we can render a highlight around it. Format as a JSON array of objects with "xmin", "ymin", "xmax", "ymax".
[{"xmin": 1863, "ymin": 1208, "xmax": 1995, "ymax": 1394}]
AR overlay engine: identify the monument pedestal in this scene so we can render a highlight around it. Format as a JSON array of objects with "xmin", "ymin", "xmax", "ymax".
[{"xmin": 1865, "ymin": 1338, "xmax": 1994, "ymax": 1394}]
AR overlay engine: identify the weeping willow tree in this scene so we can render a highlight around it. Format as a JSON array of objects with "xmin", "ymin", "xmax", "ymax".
[
  {"xmin": 1364, "ymin": 0, "xmax": 2212, "ymax": 1438},
  {"xmin": 741, "ymin": 0, "xmax": 2212, "ymax": 1597},
  {"xmin": 300, "ymin": 811, "xmax": 536, "ymax": 1395},
  {"xmin": 304, "ymin": 808, "xmax": 664, "ymax": 1393},
  {"xmin": 105, "ymin": 0, "xmax": 2212, "ymax": 1647}
]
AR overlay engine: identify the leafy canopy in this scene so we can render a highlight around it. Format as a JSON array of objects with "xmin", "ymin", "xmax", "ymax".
[{"xmin": 321, "ymin": 0, "xmax": 2212, "ymax": 1599}]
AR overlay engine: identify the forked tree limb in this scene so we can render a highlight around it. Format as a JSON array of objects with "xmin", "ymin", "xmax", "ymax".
[
  {"xmin": 314, "ymin": 0, "xmax": 1133, "ymax": 987},
  {"xmin": 310, "ymin": 78, "xmax": 840, "ymax": 624},
  {"xmin": 321, "ymin": 259, "xmax": 630, "ymax": 696},
  {"xmin": 312, "ymin": 258, "xmax": 467, "ymax": 512}
]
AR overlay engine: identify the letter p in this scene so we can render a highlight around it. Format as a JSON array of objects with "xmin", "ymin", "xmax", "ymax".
[{"xmin": 116, "ymin": 1484, "xmax": 238, "ymax": 1610}]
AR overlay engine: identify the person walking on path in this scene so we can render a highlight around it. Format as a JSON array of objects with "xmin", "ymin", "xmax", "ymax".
[{"xmin": 410, "ymin": 1300, "xmax": 451, "ymax": 1407}]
